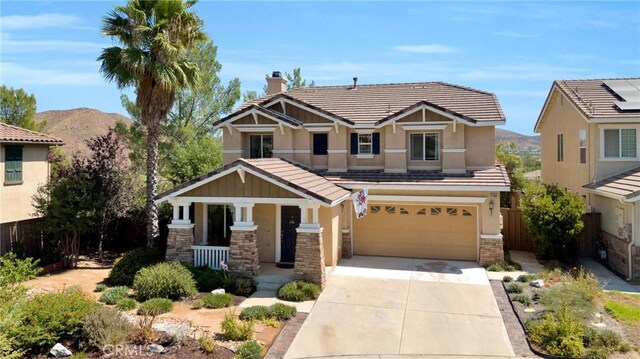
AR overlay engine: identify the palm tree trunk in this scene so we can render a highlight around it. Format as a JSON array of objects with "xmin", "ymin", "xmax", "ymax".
[{"xmin": 146, "ymin": 121, "xmax": 160, "ymax": 248}]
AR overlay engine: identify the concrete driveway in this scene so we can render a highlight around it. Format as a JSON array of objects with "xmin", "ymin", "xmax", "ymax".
[{"xmin": 285, "ymin": 256, "xmax": 514, "ymax": 358}]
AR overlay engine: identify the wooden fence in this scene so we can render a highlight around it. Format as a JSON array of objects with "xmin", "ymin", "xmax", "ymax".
[
  {"xmin": 0, "ymin": 218, "xmax": 44, "ymax": 257},
  {"xmin": 500, "ymin": 208, "xmax": 600, "ymax": 257}
]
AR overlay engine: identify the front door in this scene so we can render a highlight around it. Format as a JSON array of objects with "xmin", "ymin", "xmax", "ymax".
[{"xmin": 280, "ymin": 206, "xmax": 300, "ymax": 263}]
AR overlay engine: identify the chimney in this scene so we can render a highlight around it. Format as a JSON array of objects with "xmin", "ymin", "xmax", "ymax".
[
  {"xmin": 352, "ymin": 77, "xmax": 358, "ymax": 89},
  {"xmin": 266, "ymin": 71, "xmax": 287, "ymax": 95}
]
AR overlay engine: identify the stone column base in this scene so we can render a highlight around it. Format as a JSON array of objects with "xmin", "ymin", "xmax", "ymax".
[
  {"xmin": 294, "ymin": 229, "xmax": 326, "ymax": 289},
  {"xmin": 341, "ymin": 229, "xmax": 352, "ymax": 259},
  {"xmin": 632, "ymin": 245, "xmax": 640, "ymax": 280},
  {"xmin": 166, "ymin": 225, "xmax": 194, "ymax": 264},
  {"xmin": 479, "ymin": 235, "xmax": 504, "ymax": 266},
  {"xmin": 229, "ymin": 229, "xmax": 260, "ymax": 277}
]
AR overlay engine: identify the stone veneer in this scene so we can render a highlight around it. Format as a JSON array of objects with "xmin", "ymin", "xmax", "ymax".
[
  {"xmin": 341, "ymin": 230, "xmax": 352, "ymax": 259},
  {"xmin": 229, "ymin": 229, "xmax": 260, "ymax": 277},
  {"xmin": 633, "ymin": 245, "xmax": 640, "ymax": 280},
  {"xmin": 600, "ymin": 232, "xmax": 631, "ymax": 278},
  {"xmin": 479, "ymin": 236, "xmax": 504, "ymax": 266},
  {"xmin": 166, "ymin": 226, "xmax": 194, "ymax": 264},
  {"xmin": 294, "ymin": 230, "xmax": 326, "ymax": 289}
]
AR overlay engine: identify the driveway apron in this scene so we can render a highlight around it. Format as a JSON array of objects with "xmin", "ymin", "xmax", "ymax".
[{"xmin": 284, "ymin": 256, "xmax": 514, "ymax": 358}]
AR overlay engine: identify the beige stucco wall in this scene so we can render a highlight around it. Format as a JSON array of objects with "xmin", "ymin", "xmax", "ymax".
[
  {"xmin": 591, "ymin": 195, "xmax": 638, "ymax": 245},
  {"xmin": 319, "ymin": 205, "xmax": 342, "ymax": 267},
  {"xmin": 0, "ymin": 144, "xmax": 51, "ymax": 223},
  {"xmin": 465, "ymin": 126, "xmax": 495, "ymax": 168}
]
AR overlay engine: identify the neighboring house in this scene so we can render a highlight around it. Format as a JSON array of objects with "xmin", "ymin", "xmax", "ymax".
[
  {"xmin": 156, "ymin": 73, "xmax": 510, "ymax": 287},
  {"xmin": 0, "ymin": 123, "xmax": 64, "ymax": 252},
  {"xmin": 535, "ymin": 78, "xmax": 640, "ymax": 280}
]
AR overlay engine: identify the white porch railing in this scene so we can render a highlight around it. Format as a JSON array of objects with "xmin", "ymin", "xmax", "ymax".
[{"xmin": 191, "ymin": 245, "xmax": 229, "ymax": 269}]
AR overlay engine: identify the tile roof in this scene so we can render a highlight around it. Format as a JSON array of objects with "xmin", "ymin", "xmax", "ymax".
[
  {"xmin": 235, "ymin": 81, "xmax": 505, "ymax": 125},
  {"xmin": 0, "ymin": 122, "xmax": 64, "ymax": 145},
  {"xmin": 320, "ymin": 165, "xmax": 511, "ymax": 189},
  {"xmin": 554, "ymin": 78, "xmax": 640, "ymax": 119},
  {"xmin": 584, "ymin": 167, "xmax": 640, "ymax": 202}
]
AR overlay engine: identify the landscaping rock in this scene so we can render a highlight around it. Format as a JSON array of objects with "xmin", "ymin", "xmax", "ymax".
[
  {"xmin": 148, "ymin": 343, "xmax": 165, "ymax": 354},
  {"xmin": 591, "ymin": 322, "xmax": 607, "ymax": 328},
  {"xmin": 524, "ymin": 308, "xmax": 536, "ymax": 313},
  {"xmin": 211, "ymin": 288, "xmax": 226, "ymax": 295},
  {"xmin": 50, "ymin": 343, "xmax": 72, "ymax": 357},
  {"xmin": 530, "ymin": 279, "xmax": 544, "ymax": 288}
]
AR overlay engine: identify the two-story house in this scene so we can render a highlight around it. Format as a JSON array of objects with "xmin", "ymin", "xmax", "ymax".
[
  {"xmin": 0, "ymin": 123, "xmax": 64, "ymax": 253},
  {"xmin": 535, "ymin": 78, "xmax": 640, "ymax": 280},
  {"xmin": 156, "ymin": 73, "xmax": 510, "ymax": 287}
]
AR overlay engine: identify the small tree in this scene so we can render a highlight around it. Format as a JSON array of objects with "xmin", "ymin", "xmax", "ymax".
[
  {"xmin": 520, "ymin": 183, "xmax": 585, "ymax": 262},
  {"xmin": 0, "ymin": 86, "xmax": 43, "ymax": 131}
]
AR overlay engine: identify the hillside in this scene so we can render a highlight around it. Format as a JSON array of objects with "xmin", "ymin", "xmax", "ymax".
[
  {"xmin": 495, "ymin": 128, "xmax": 540, "ymax": 149},
  {"xmin": 35, "ymin": 108, "xmax": 132, "ymax": 157}
]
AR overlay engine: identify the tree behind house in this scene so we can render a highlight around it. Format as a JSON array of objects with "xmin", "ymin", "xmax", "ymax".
[{"xmin": 0, "ymin": 86, "xmax": 44, "ymax": 132}]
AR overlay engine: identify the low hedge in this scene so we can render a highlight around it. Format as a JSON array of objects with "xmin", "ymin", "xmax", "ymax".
[
  {"xmin": 137, "ymin": 298, "xmax": 174, "ymax": 316},
  {"xmin": 277, "ymin": 281, "xmax": 321, "ymax": 302},
  {"xmin": 202, "ymin": 293, "xmax": 233, "ymax": 309},
  {"xmin": 107, "ymin": 248, "xmax": 163, "ymax": 286},
  {"xmin": 133, "ymin": 262, "xmax": 197, "ymax": 301},
  {"xmin": 240, "ymin": 303, "xmax": 297, "ymax": 321}
]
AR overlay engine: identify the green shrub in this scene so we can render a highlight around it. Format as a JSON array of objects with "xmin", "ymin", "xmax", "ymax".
[
  {"xmin": 532, "ymin": 291, "xmax": 541, "ymax": 302},
  {"xmin": 240, "ymin": 305, "xmax": 271, "ymax": 321},
  {"xmin": 186, "ymin": 265, "xmax": 224, "ymax": 292},
  {"xmin": 541, "ymin": 283, "xmax": 597, "ymax": 321},
  {"xmin": 0, "ymin": 301, "xmax": 26, "ymax": 358},
  {"xmin": 235, "ymin": 340, "xmax": 262, "ymax": 359},
  {"xmin": 517, "ymin": 274, "xmax": 535, "ymax": 283},
  {"xmin": 485, "ymin": 260, "xmax": 522, "ymax": 272},
  {"xmin": 506, "ymin": 283, "xmax": 523, "ymax": 294},
  {"xmin": 528, "ymin": 305, "xmax": 585, "ymax": 357},
  {"xmin": 107, "ymin": 248, "xmax": 163, "ymax": 286},
  {"xmin": 11, "ymin": 290, "xmax": 95, "ymax": 350},
  {"xmin": 83, "ymin": 305, "xmax": 134, "ymax": 350},
  {"xmin": 137, "ymin": 298, "xmax": 174, "ymax": 316},
  {"xmin": 584, "ymin": 347, "xmax": 608, "ymax": 359},
  {"xmin": 115, "ymin": 297, "xmax": 137, "ymax": 311},
  {"xmin": 202, "ymin": 293, "xmax": 233, "ymax": 309},
  {"xmin": 0, "ymin": 253, "xmax": 41, "ymax": 303},
  {"xmin": 232, "ymin": 277, "xmax": 256, "ymax": 297},
  {"xmin": 221, "ymin": 314, "xmax": 253, "ymax": 341},
  {"xmin": 268, "ymin": 303, "xmax": 297, "ymax": 320},
  {"xmin": 512, "ymin": 294, "xmax": 531, "ymax": 306},
  {"xmin": 593, "ymin": 329, "xmax": 626, "ymax": 352},
  {"xmin": 70, "ymin": 352, "xmax": 88, "ymax": 359},
  {"xmin": 133, "ymin": 262, "xmax": 197, "ymax": 301},
  {"xmin": 503, "ymin": 276, "xmax": 513, "ymax": 282},
  {"xmin": 94, "ymin": 283, "xmax": 107, "ymax": 292},
  {"xmin": 98, "ymin": 286, "xmax": 129, "ymax": 305},
  {"xmin": 191, "ymin": 299, "xmax": 204, "ymax": 309},
  {"xmin": 198, "ymin": 334, "xmax": 217, "ymax": 353},
  {"xmin": 277, "ymin": 281, "xmax": 321, "ymax": 302}
]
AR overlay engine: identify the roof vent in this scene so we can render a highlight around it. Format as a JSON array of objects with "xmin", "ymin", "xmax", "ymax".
[
  {"xmin": 272, "ymin": 71, "xmax": 282, "ymax": 78},
  {"xmin": 352, "ymin": 77, "xmax": 358, "ymax": 89}
]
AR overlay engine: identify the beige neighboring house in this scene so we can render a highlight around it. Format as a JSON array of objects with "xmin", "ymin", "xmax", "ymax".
[
  {"xmin": 0, "ymin": 123, "xmax": 63, "ymax": 253},
  {"xmin": 535, "ymin": 78, "xmax": 640, "ymax": 280},
  {"xmin": 156, "ymin": 73, "xmax": 510, "ymax": 287}
]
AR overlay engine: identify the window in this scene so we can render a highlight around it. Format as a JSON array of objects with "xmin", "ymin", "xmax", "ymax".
[
  {"xmin": 249, "ymin": 134, "xmax": 273, "ymax": 159},
  {"xmin": 313, "ymin": 133, "xmax": 328, "ymax": 155},
  {"xmin": 400, "ymin": 208, "xmax": 409, "ymax": 215},
  {"xmin": 579, "ymin": 130, "xmax": 587, "ymax": 164},
  {"xmin": 371, "ymin": 205, "xmax": 380, "ymax": 214},
  {"xmin": 447, "ymin": 208, "xmax": 457, "ymax": 216},
  {"xmin": 206, "ymin": 204, "xmax": 234, "ymax": 247},
  {"xmin": 462, "ymin": 209, "xmax": 472, "ymax": 217},
  {"xmin": 430, "ymin": 207, "xmax": 441, "ymax": 216},
  {"xmin": 557, "ymin": 134, "xmax": 564, "ymax": 162},
  {"xmin": 385, "ymin": 206, "xmax": 395, "ymax": 214},
  {"xmin": 416, "ymin": 208, "xmax": 426, "ymax": 215},
  {"xmin": 410, "ymin": 133, "xmax": 439, "ymax": 161},
  {"xmin": 5, "ymin": 146, "xmax": 23, "ymax": 184},
  {"xmin": 350, "ymin": 133, "xmax": 380, "ymax": 155},
  {"xmin": 603, "ymin": 128, "xmax": 637, "ymax": 159}
]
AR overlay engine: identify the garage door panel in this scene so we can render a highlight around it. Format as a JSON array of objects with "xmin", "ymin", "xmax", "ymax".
[{"xmin": 354, "ymin": 205, "xmax": 477, "ymax": 261}]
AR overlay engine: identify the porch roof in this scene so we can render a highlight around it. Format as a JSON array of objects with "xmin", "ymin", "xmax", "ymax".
[
  {"xmin": 584, "ymin": 167, "xmax": 640, "ymax": 203},
  {"xmin": 155, "ymin": 158, "xmax": 352, "ymax": 206}
]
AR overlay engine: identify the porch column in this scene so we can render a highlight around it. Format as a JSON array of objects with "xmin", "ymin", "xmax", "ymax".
[
  {"xmin": 294, "ymin": 203, "xmax": 326, "ymax": 289},
  {"xmin": 229, "ymin": 203, "xmax": 260, "ymax": 277},
  {"xmin": 166, "ymin": 200, "xmax": 194, "ymax": 264},
  {"xmin": 479, "ymin": 234, "xmax": 504, "ymax": 266}
]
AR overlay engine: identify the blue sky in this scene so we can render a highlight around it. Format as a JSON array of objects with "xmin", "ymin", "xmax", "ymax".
[{"xmin": 1, "ymin": 1, "xmax": 639, "ymax": 135}]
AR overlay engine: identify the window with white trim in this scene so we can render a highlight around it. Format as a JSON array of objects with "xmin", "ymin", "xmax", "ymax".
[
  {"xmin": 579, "ymin": 130, "xmax": 587, "ymax": 164},
  {"xmin": 249, "ymin": 134, "xmax": 273, "ymax": 158},
  {"xmin": 603, "ymin": 128, "xmax": 637, "ymax": 159},
  {"xmin": 358, "ymin": 134, "xmax": 372, "ymax": 155},
  {"xmin": 410, "ymin": 133, "xmax": 439, "ymax": 161}
]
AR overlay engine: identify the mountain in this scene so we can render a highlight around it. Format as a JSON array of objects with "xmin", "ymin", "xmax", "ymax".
[
  {"xmin": 35, "ymin": 108, "xmax": 132, "ymax": 157},
  {"xmin": 495, "ymin": 128, "xmax": 540, "ymax": 149}
]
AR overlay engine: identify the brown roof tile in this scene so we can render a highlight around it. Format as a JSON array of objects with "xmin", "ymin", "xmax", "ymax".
[
  {"xmin": 584, "ymin": 167, "xmax": 640, "ymax": 202},
  {"xmin": 554, "ymin": 78, "xmax": 640, "ymax": 119},
  {"xmin": 0, "ymin": 122, "xmax": 64, "ymax": 145}
]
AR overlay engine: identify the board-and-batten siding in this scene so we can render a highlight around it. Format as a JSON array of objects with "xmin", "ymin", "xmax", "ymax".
[{"xmin": 181, "ymin": 172, "xmax": 301, "ymax": 198}]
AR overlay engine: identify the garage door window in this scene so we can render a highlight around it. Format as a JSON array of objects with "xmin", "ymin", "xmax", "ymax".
[
  {"xmin": 430, "ymin": 208, "xmax": 441, "ymax": 215},
  {"xmin": 417, "ymin": 208, "xmax": 426, "ymax": 215},
  {"xmin": 385, "ymin": 206, "xmax": 396, "ymax": 214},
  {"xmin": 400, "ymin": 208, "xmax": 409, "ymax": 214},
  {"xmin": 371, "ymin": 205, "xmax": 380, "ymax": 214},
  {"xmin": 447, "ymin": 208, "xmax": 457, "ymax": 216},
  {"xmin": 462, "ymin": 209, "xmax": 472, "ymax": 217}
]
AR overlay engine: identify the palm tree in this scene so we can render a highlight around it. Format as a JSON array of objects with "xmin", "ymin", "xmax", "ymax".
[{"xmin": 99, "ymin": 0, "xmax": 206, "ymax": 247}]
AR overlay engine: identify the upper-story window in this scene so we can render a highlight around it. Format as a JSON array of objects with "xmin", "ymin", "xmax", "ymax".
[
  {"xmin": 249, "ymin": 134, "xmax": 273, "ymax": 159},
  {"xmin": 602, "ymin": 128, "xmax": 637, "ymax": 159},
  {"xmin": 350, "ymin": 132, "xmax": 380, "ymax": 157},
  {"xmin": 579, "ymin": 130, "xmax": 587, "ymax": 164},
  {"xmin": 557, "ymin": 134, "xmax": 564, "ymax": 162},
  {"xmin": 410, "ymin": 133, "xmax": 439, "ymax": 161},
  {"xmin": 313, "ymin": 133, "xmax": 328, "ymax": 155},
  {"xmin": 4, "ymin": 146, "xmax": 23, "ymax": 184}
]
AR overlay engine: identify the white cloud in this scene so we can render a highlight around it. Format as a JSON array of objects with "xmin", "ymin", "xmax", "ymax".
[
  {"xmin": 393, "ymin": 44, "xmax": 460, "ymax": 54},
  {"xmin": 0, "ymin": 62, "xmax": 103, "ymax": 86},
  {"xmin": 0, "ymin": 13, "xmax": 83, "ymax": 30},
  {"xmin": 1, "ymin": 37, "xmax": 108, "ymax": 54}
]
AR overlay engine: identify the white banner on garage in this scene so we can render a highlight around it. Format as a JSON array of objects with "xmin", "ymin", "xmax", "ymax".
[{"xmin": 352, "ymin": 189, "xmax": 368, "ymax": 219}]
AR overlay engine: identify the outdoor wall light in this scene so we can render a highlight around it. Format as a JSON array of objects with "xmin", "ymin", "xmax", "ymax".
[{"xmin": 488, "ymin": 200, "xmax": 495, "ymax": 215}]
